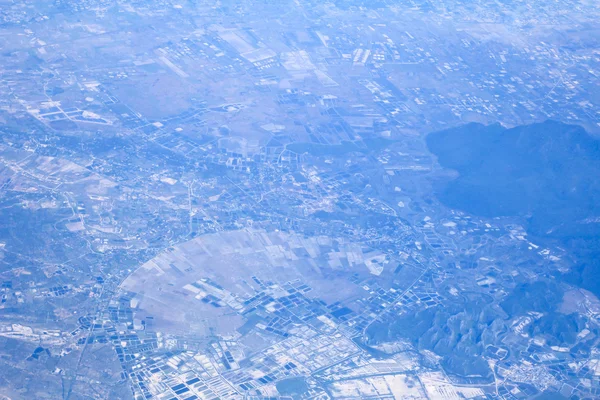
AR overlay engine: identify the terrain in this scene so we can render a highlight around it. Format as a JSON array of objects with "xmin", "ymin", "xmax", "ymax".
[{"xmin": 1, "ymin": 0, "xmax": 600, "ymax": 399}]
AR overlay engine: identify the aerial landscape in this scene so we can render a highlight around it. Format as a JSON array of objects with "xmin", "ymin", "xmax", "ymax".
[{"xmin": 1, "ymin": 0, "xmax": 600, "ymax": 399}]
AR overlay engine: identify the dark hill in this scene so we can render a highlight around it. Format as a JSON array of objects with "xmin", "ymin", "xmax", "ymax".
[{"xmin": 426, "ymin": 120, "xmax": 600, "ymax": 295}]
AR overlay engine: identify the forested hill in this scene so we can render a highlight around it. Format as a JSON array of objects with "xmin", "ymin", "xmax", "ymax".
[{"xmin": 426, "ymin": 120, "xmax": 600, "ymax": 295}]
